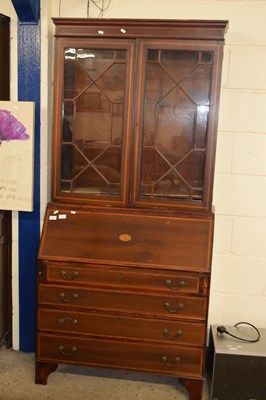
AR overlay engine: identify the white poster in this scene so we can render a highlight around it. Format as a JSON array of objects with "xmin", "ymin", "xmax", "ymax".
[{"xmin": 0, "ymin": 101, "xmax": 35, "ymax": 211}]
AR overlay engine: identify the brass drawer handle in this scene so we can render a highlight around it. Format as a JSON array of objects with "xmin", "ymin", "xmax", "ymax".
[
  {"xmin": 59, "ymin": 292, "xmax": 79, "ymax": 303},
  {"xmin": 165, "ymin": 279, "xmax": 186, "ymax": 290},
  {"xmin": 58, "ymin": 317, "xmax": 78, "ymax": 325},
  {"xmin": 165, "ymin": 302, "xmax": 184, "ymax": 313},
  {"xmin": 163, "ymin": 328, "xmax": 183, "ymax": 340},
  {"xmin": 58, "ymin": 345, "xmax": 77, "ymax": 356},
  {"xmin": 161, "ymin": 356, "xmax": 181, "ymax": 367},
  {"xmin": 60, "ymin": 270, "xmax": 79, "ymax": 281}
]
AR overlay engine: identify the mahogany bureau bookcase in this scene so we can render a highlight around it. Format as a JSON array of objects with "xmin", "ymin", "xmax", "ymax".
[{"xmin": 35, "ymin": 19, "xmax": 228, "ymax": 400}]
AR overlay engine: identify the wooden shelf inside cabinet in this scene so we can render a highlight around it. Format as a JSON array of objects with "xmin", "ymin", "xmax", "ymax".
[{"xmin": 36, "ymin": 18, "xmax": 228, "ymax": 400}]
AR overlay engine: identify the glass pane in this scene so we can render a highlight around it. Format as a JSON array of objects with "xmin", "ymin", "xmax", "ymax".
[
  {"xmin": 160, "ymin": 50, "xmax": 199, "ymax": 82},
  {"xmin": 62, "ymin": 102, "xmax": 73, "ymax": 142},
  {"xmin": 77, "ymin": 49, "xmax": 114, "ymax": 80},
  {"xmin": 72, "ymin": 166, "xmax": 108, "ymax": 194},
  {"xmin": 61, "ymin": 47, "xmax": 127, "ymax": 198},
  {"xmin": 180, "ymin": 65, "xmax": 211, "ymax": 105},
  {"xmin": 97, "ymin": 63, "xmax": 126, "ymax": 102},
  {"xmin": 61, "ymin": 145, "xmax": 87, "ymax": 185},
  {"xmin": 201, "ymin": 51, "xmax": 213, "ymax": 63},
  {"xmin": 196, "ymin": 106, "xmax": 209, "ymax": 149},
  {"xmin": 156, "ymin": 88, "xmax": 195, "ymax": 165},
  {"xmin": 75, "ymin": 85, "xmax": 112, "ymax": 160},
  {"xmin": 115, "ymin": 50, "xmax": 126, "ymax": 61},
  {"xmin": 176, "ymin": 151, "xmax": 205, "ymax": 189},
  {"xmin": 94, "ymin": 147, "xmax": 121, "ymax": 184},
  {"xmin": 64, "ymin": 61, "xmax": 92, "ymax": 99},
  {"xmin": 141, "ymin": 148, "xmax": 170, "ymax": 185},
  {"xmin": 143, "ymin": 63, "xmax": 176, "ymax": 146},
  {"xmin": 64, "ymin": 48, "xmax": 76, "ymax": 61},
  {"xmin": 148, "ymin": 49, "xmax": 158, "ymax": 62},
  {"xmin": 139, "ymin": 48, "xmax": 212, "ymax": 203},
  {"xmin": 112, "ymin": 104, "xmax": 124, "ymax": 145},
  {"xmin": 153, "ymin": 171, "xmax": 190, "ymax": 198},
  {"xmin": 61, "ymin": 144, "xmax": 73, "ymax": 180},
  {"xmin": 61, "ymin": 181, "xmax": 71, "ymax": 191}
]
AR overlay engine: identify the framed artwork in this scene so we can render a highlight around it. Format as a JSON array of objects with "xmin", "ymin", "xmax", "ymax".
[{"xmin": 0, "ymin": 101, "xmax": 35, "ymax": 211}]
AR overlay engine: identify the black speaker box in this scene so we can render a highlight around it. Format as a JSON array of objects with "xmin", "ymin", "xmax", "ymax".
[{"xmin": 207, "ymin": 325, "xmax": 266, "ymax": 400}]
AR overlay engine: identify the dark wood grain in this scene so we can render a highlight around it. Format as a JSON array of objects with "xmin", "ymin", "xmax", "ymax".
[
  {"xmin": 35, "ymin": 361, "xmax": 58, "ymax": 385},
  {"xmin": 37, "ymin": 333, "xmax": 204, "ymax": 377},
  {"xmin": 53, "ymin": 18, "xmax": 228, "ymax": 41},
  {"xmin": 45, "ymin": 261, "xmax": 205, "ymax": 295},
  {"xmin": 38, "ymin": 283, "xmax": 207, "ymax": 320},
  {"xmin": 38, "ymin": 207, "xmax": 213, "ymax": 272},
  {"xmin": 179, "ymin": 377, "xmax": 204, "ymax": 400},
  {"xmin": 38, "ymin": 308, "xmax": 206, "ymax": 346}
]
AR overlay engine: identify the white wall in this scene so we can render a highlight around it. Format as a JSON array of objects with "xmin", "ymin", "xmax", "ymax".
[{"xmin": 5, "ymin": 0, "xmax": 266, "ymax": 346}]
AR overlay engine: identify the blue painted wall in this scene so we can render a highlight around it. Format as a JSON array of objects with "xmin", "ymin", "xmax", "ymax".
[{"xmin": 12, "ymin": 0, "xmax": 41, "ymax": 352}]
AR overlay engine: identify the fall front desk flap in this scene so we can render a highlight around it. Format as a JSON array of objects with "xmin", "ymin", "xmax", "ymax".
[{"xmin": 38, "ymin": 204, "xmax": 213, "ymax": 272}]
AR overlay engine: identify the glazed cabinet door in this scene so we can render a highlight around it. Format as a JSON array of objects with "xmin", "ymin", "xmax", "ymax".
[
  {"xmin": 52, "ymin": 39, "xmax": 135, "ymax": 206},
  {"xmin": 131, "ymin": 40, "xmax": 224, "ymax": 212},
  {"xmin": 52, "ymin": 34, "xmax": 225, "ymax": 211}
]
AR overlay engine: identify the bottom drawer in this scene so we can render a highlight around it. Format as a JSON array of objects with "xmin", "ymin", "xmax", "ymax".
[{"xmin": 37, "ymin": 333, "xmax": 204, "ymax": 378}]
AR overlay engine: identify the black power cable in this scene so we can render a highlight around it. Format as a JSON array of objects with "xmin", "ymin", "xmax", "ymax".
[{"xmin": 217, "ymin": 321, "xmax": 260, "ymax": 343}]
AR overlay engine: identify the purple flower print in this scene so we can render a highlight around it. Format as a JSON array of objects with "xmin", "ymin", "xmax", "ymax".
[{"xmin": 0, "ymin": 109, "xmax": 30, "ymax": 143}]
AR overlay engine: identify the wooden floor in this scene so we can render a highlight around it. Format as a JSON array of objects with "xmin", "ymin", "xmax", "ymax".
[{"xmin": 0, "ymin": 347, "xmax": 210, "ymax": 400}]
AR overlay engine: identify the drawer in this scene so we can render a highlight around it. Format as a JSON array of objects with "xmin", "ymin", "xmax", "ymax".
[
  {"xmin": 38, "ymin": 308, "xmax": 206, "ymax": 346},
  {"xmin": 45, "ymin": 262, "xmax": 206, "ymax": 295},
  {"xmin": 37, "ymin": 333, "xmax": 204, "ymax": 378},
  {"xmin": 38, "ymin": 284, "xmax": 207, "ymax": 320}
]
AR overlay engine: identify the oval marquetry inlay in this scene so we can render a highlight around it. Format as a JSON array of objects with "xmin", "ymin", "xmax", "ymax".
[{"xmin": 119, "ymin": 233, "xmax": 132, "ymax": 242}]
